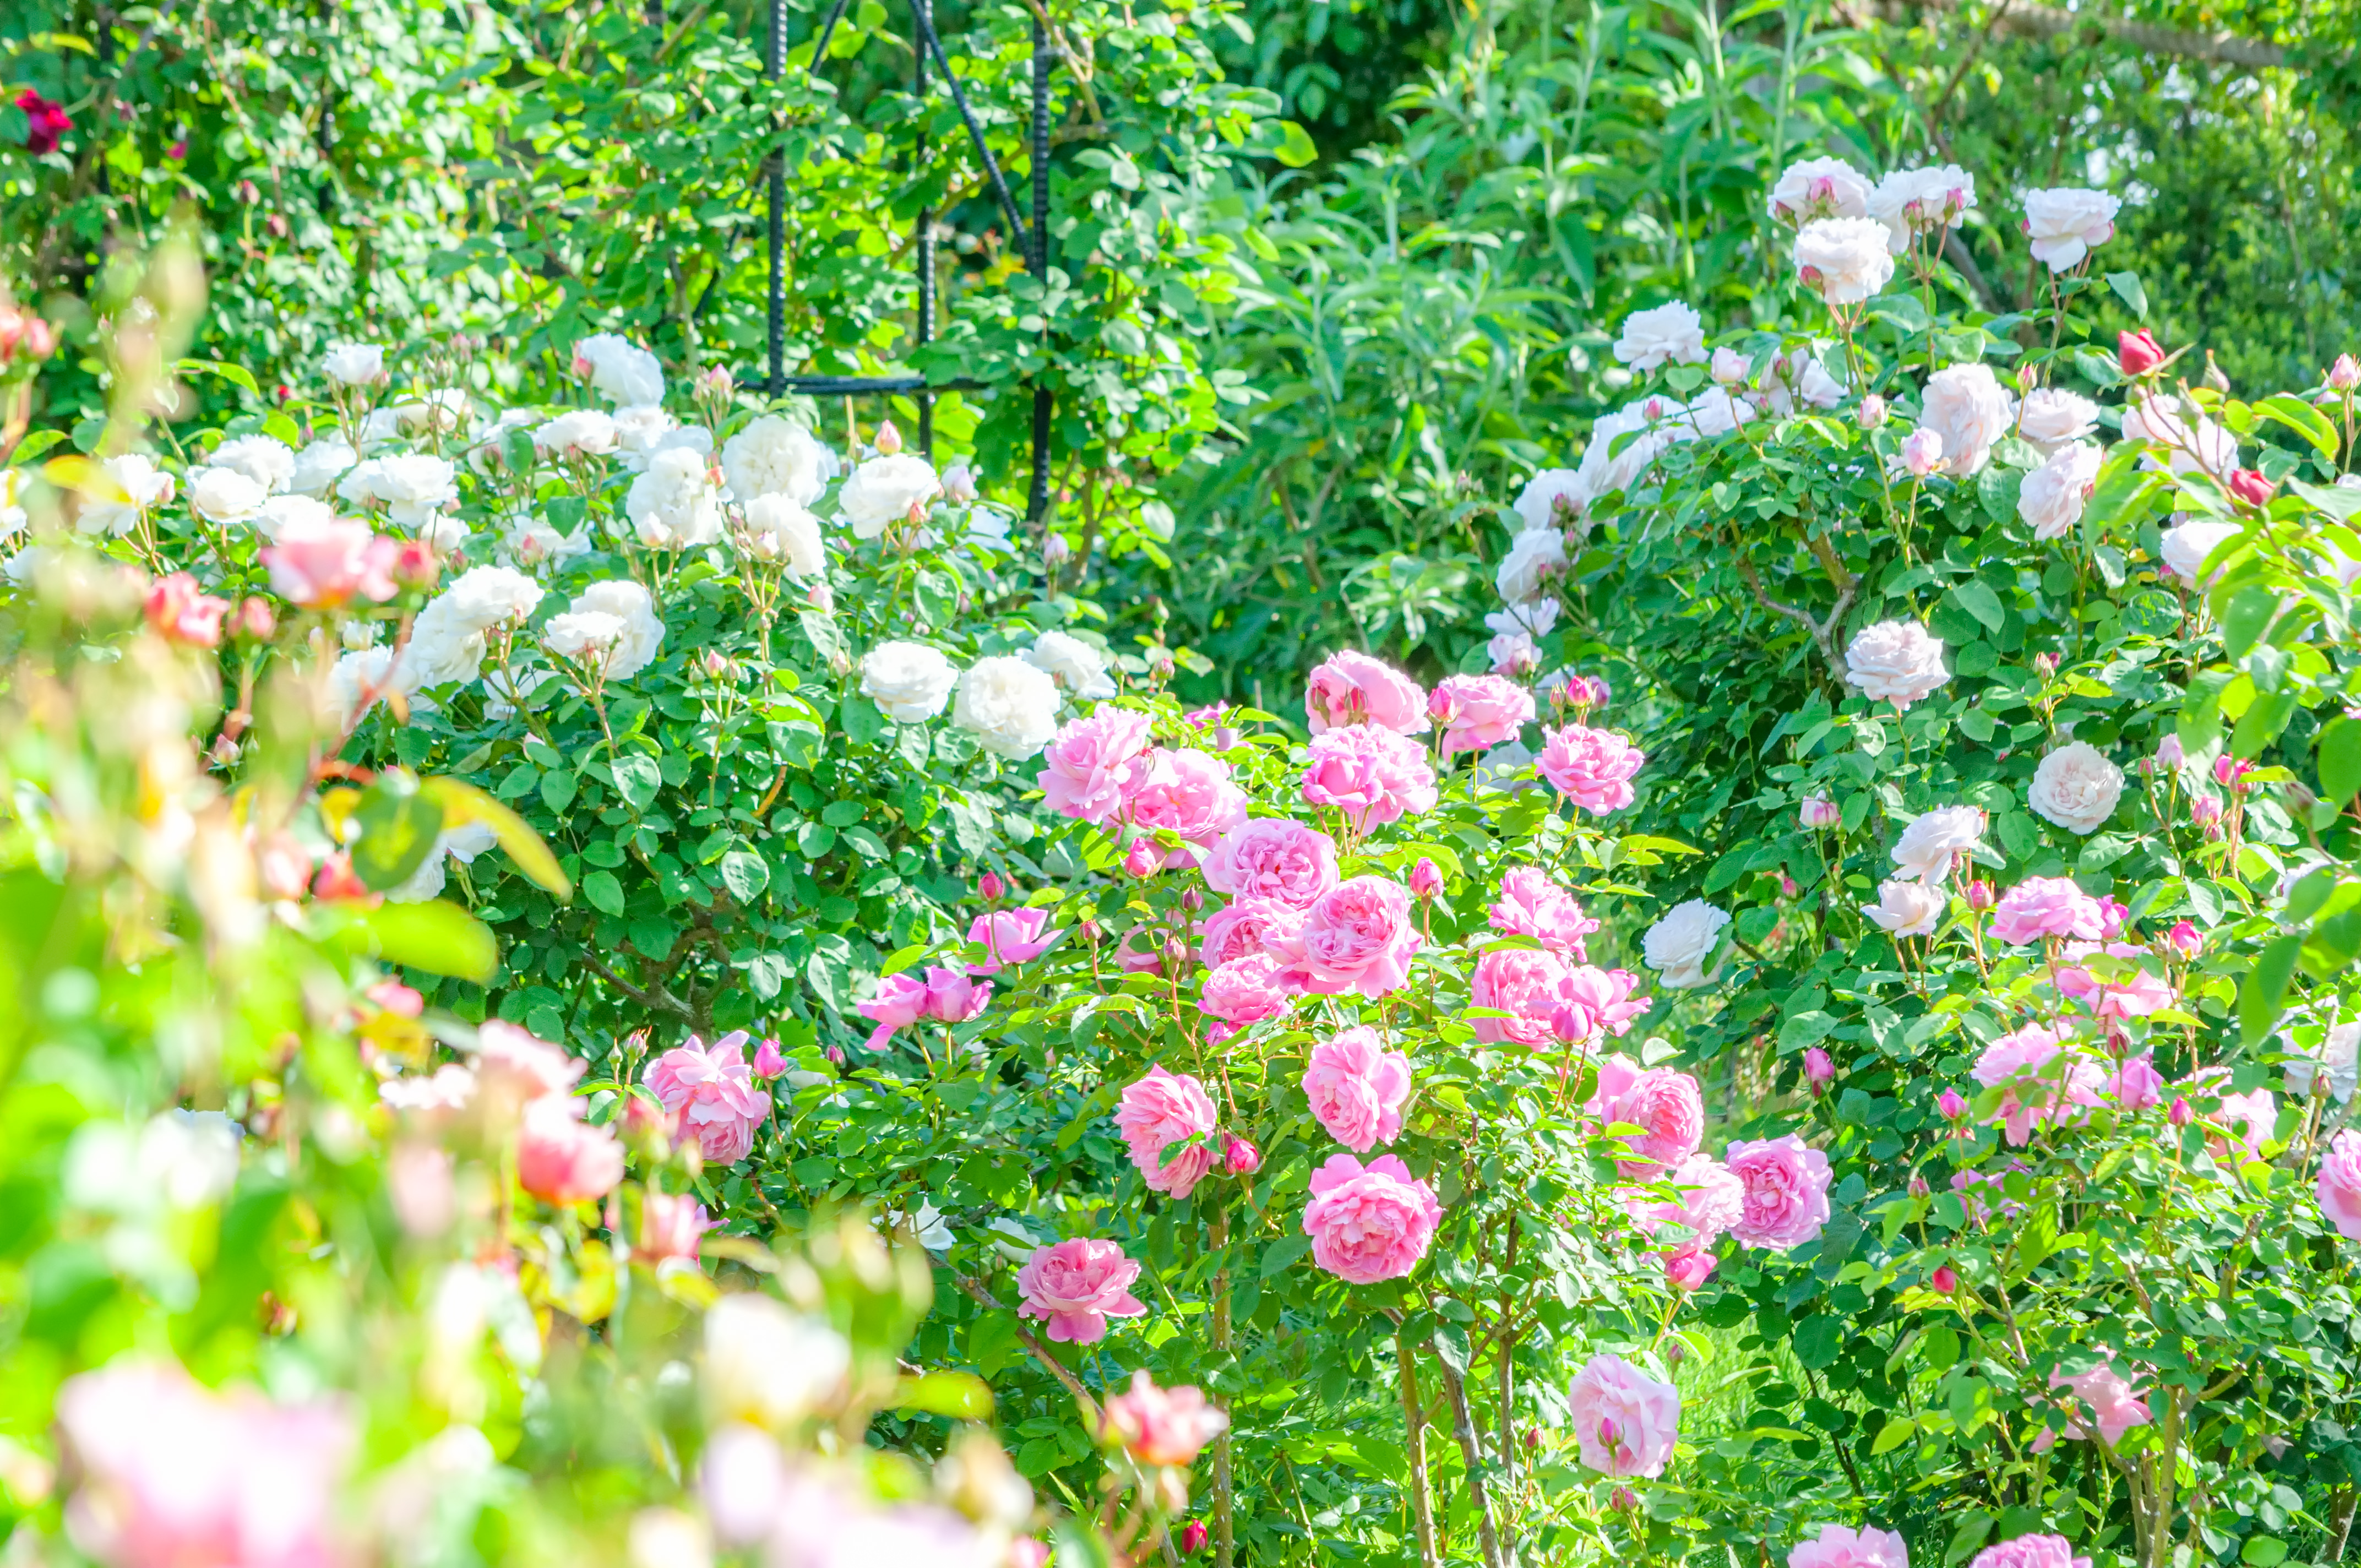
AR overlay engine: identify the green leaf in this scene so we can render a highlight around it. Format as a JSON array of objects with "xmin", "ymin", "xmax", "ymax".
[
  {"xmin": 2219, "ymin": 585, "xmax": 2278, "ymax": 660},
  {"xmin": 1950, "ymin": 579, "xmax": 2005, "ymax": 634},
  {"xmin": 797, "ymin": 821, "xmax": 839, "ymax": 859},
  {"xmin": 2239, "ymin": 932, "xmax": 2304, "ymax": 1046},
  {"xmin": 1871, "ymin": 1414, "xmax": 1917, "ymax": 1455},
  {"xmin": 891, "ymin": 1371, "xmax": 993, "ymax": 1419},
  {"xmin": 1261, "ymin": 1234, "xmax": 1311, "ymax": 1277},
  {"xmin": 1271, "ymin": 119, "xmax": 1318, "ymax": 168},
  {"xmin": 350, "ymin": 782, "xmax": 445, "ymax": 891},
  {"xmin": 421, "ymin": 777, "xmax": 572, "ymax": 899},
  {"xmin": 176, "ymin": 357, "xmax": 260, "ymax": 395},
  {"xmin": 717, "ymin": 849, "xmax": 770, "ymax": 904},
  {"xmin": 2255, "ymin": 394, "xmax": 2337, "ymax": 458},
  {"xmin": 2103, "ymin": 270, "xmax": 2148, "ymax": 319},
  {"xmin": 611, "ymin": 753, "xmax": 662, "ymax": 812},
  {"xmin": 2320, "ymin": 718, "xmax": 2361, "ymax": 804},
  {"xmin": 539, "ymin": 769, "xmax": 579, "ymax": 812},
  {"xmin": 325, "ymin": 900, "xmax": 498, "ymax": 982},
  {"xmin": 583, "ymin": 869, "xmax": 627, "ymax": 916},
  {"xmin": 2241, "ymin": 1538, "xmax": 2288, "ymax": 1568}
]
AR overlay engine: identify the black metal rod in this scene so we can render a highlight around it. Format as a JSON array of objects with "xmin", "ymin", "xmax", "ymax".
[
  {"xmin": 910, "ymin": 3, "xmax": 1030, "ymax": 252},
  {"xmin": 1026, "ymin": 13, "xmax": 1052, "ymax": 526},
  {"xmin": 807, "ymin": 0, "xmax": 851, "ymax": 70},
  {"xmin": 757, "ymin": 373, "xmax": 988, "ymax": 395},
  {"xmin": 914, "ymin": 0, "xmax": 934, "ymax": 459},
  {"xmin": 765, "ymin": 0, "xmax": 788, "ymax": 397}
]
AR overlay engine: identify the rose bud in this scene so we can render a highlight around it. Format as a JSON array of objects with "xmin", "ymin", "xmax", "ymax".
[
  {"xmin": 1965, "ymin": 880, "xmax": 1995, "ymax": 911},
  {"xmin": 2330, "ymin": 353, "xmax": 2360, "ymax": 392},
  {"xmin": 1179, "ymin": 1522, "xmax": 1209, "ymax": 1558},
  {"xmin": 1799, "ymin": 796, "xmax": 1840, "ymax": 829},
  {"xmin": 1410, "ymin": 857, "xmax": 1444, "ymax": 900},
  {"xmin": 1930, "ymin": 1264, "xmax": 1957, "ymax": 1293},
  {"xmin": 977, "ymin": 870, "xmax": 1006, "ymax": 903},
  {"xmin": 1222, "ymin": 1135, "xmax": 1260, "ymax": 1175},
  {"xmin": 1856, "ymin": 393, "xmax": 1887, "ymax": 431},
  {"xmin": 2119, "ymin": 328, "xmax": 2166, "ymax": 377},
  {"xmin": 1123, "ymin": 838, "xmax": 1160, "ymax": 878},
  {"xmin": 1938, "ymin": 1087, "xmax": 1968, "ymax": 1121},
  {"xmin": 2169, "ymin": 1096, "xmax": 2193, "ymax": 1126},
  {"xmin": 1803, "ymin": 1047, "xmax": 1835, "ymax": 1092},
  {"xmin": 2227, "ymin": 468, "xmax": 2276, "ymax": 508},
  {"xmin": 873, "ymin": 419, "xmax": 903, "ymax": 455}
]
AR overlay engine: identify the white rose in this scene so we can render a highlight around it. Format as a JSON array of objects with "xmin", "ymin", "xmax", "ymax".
[
  {"xmin": 443, "ymin": 565, "xmax": 546, "ymax": 630},
  {"xmin": 288, "ymin": 437, "xmax": 357, "ymax": 497},
  {"xmin": 1673, "ymin": 387, "xmax": 1753, "ymax": 442},
  {"xmin": 860, "ymin": 641, "xmax": 960, "ymax": 722},
  {"xmin": 1889, "ymin": 805, "xmax": 1985, "ymax": 882},
  {"xmin": 534, "ymin": 409, "xmax": 619, "ymax": 458},
  {"xmin": 2122, "ymin": 394, "xmax": 2238, "ymax": 478},
  {"xmin": 1487, "ymin": 630, "xmax": 1538, "ymax": 674},
  {"xmin": 952, "ymin": 656, "xmax": 1060, "ymax": 760},
  {"xmin": 211, "ymin": 434, "xmax": 296, "ymax": 494},
  {"xmin": 1843, "ymin": 619, "xmax": 1950, "ymax": 709},
  {"xmin": 385, "ymin": 820, "xmax": 500, "ymax": 904},
  {"xmin": 405, "ymin": 596, "xmax": 492, "ymax": 690},
  {"xmin": 321, "ymin": 342, "xmax": 384, "ymax": 386},
  {"xmin": 543, "ymin": 609, "xmax": 631, "ymax": 672},
  {"xmin": 614, "ymin": 404, "xmax": 679, "ymax": 459},
  {"xmin": 2023, "ymin": 187, "xmax": 2121, "ymax": 273},
  {"xmin": 1612, "ymin": 302, "xmax": 1708, "ymax": 373},
  {"xmin": 703, "ymin": 1294, "xmax": 850, "ymax": 1429},
  {"xmin": 1513, "ymin": 469, "xmax": 1587, "ymax": 532},
  {"xmin": 1863, "ymin": 878, "xmax": 1946, "ymax": 937},
  {"xmin": 328, "ymin": 645, "xmax": 411, "ymax": 729},
  {"xmin": 340, "ymin": 454, "xmax": 460, "ymax": 529},
  {"xmin": 837, "ymin": 453, "xmax": 943, "ymax": 540},
  {"xmin": 1768, "ymin": 156, "xmax": 1872, "ymax": 225},
  {"xmin": 187, "ymin": 465, "xmax": 268, "ymax": 524},
  {"xmin": 740, "ymin": 494, "xmax": 825, "ymax": 578},
  {"xmin": 76, "ymin": 453, "xmax": 174, "ymax": 536},
  {"xmin": 1919, "ymin": 363, "xmax": 2017, "ymax": 477},
  {"xmin": 1487, "ymin": 598, "xmax": 1558, "ymax": 639},
  {"xmin": 2159, "ymin": 519, "xmax": 2241, "ymax": 585},
  {"xmin": 626, "ymin": 447, "xmax": 723, "ymax": 549},
  {"xmin": 1024, "ymin": 630, "xmax": 1116, "ymax": 700},
  {"xmin": 466, "ymin": 408, "xmax": 542, "ymax": 476},
  {"xmin": 574, "ymin": 333, "xmax": 666, "ymax": 407},
  {"xmin": 501, "ymin": 513, "xmax": 593, "ymax": 570},
  {"xmin": 2028, "ymin": 741, "xmax": 2124, "ymax": 835},
  {"xmin": 1867, "ymin": 165, "xmax": 1976, "ymax": 254},
  {"xmin": 571, "ymin": 580, "xmax": 666, "ymax": 679},
  {"xmin": 254, "ymin": 494, "xmax": 334, "ymax": 543},
  {"xmin": 721, "ymin": 415, "xmax": 838, "ymax": 505},
  {"xmin": 1495, "ymin": 526, "xmax": 1568, "ymax": 605},
  {"xmin": 2017, "ymin": 440, "xmax": 2104, "ymax": 541},
  {"xmin": 1642, "ymin": 899, "xmax": 1731, "ymax": 989},
  {"xmin": 1575, "ymin": 400, "xmax": 1672, "ymax": 500},
  {"xmin": 2018, "ymin": 388, "xmax": 2099, "ymax": 452},
  {"xmin": 1792, "ymin": 217, "xmax": 1896, "ymax": 305},
  {"xmin": 1757, "ymin": 346, "xmax": 1846, "ymax": 416}
]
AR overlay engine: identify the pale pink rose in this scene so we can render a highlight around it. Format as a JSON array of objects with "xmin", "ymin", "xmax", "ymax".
[
  {"xmin": 1789, "ymin": 1523, "xmax": 1911, "ymax": 1568},
  {"xmin": 1488, "ymin": 865, "xmax": 1601, "ymax": 957},
  {"xmin": 1113, "ymin": 1065, "xmax": 1220, "ymax": 1197},
  {"xmin": 1660, "ymin": 1242, "xmax": 1717, "ymax": 1290},
  {"xmin": 1967, "ymin": 1534, "xmax": 2090, "ymax": 1568},
  {"xmin": 1036, "ymin": 709, "xmax": 1154, "ymax": 824},
  {"xmin": 2188, "ymin": 1077, "xmax": 2276, "ymax": 1164},
  {"xmin": 1724, "ymin": 1134, "xmax": 1833, "ymax": 1251},
  {"xmin": 1973, "ymin": 1023, "xmax": 2104, "ymax": 1145},
  {"xmin": 1538, "ymin": 723, "xmax": 1645, "ymax": 814},
  {"xmin": 1198, "ymin": 952, "xmax": 1299, "ymax": 1031},
  {"xmin": 1624, "ymin": 1152, "xmax": 1743, "ymax": 1243},
  {"xmin": 1304, "ymin": 649, "xmax": 1429, "ymax": 736},
  {"xmin": 1299, "ymin": 723, "xmax": 1439, "ymax": 832},
  {"xmin": 1016, "ymin": 1238, "xmax": 1147, "ymax": 1344},
  {"xmin": 855, "ymin": 971, "xmax": 927, "ymax": 1051},
  {"xmin": 1198, "ymin": 895, "xmax": 1306, "ymax": 967},
  {"xmin": 1302, "ymin": 1026, "xmax": 1414, "ymax": 1152},
  {"xmin": 2037, "ymin": 1362, "xmax": 2151, "ymax": 1450},
  {"xmin": 387, "ymin": 1141, "xmax": 455, "ymax": 1235},
  {"xmin": 1300, "ymin": 1152, "xmax": 1442, "ymax": 1283},
  {"xmin": 1556, "ymin": 965, "xmax": 1653, "ymax": 1042},
  {"xmin": 644, "ymin": 1031, "xmax": 771, "ymax": 1166},
  {"xmin": 1430, "ymin": 674, "xmax": 1537, "ymax": 756},
  {"xmin": 1988, "ymin": 876, "xmax": 2109, "ymax": 945},
  {"xmin": 57, "ymin": 1357, "xmax": 355, "ymax": 1568},
  {"xmin": 1127, "ymin": 748, "xmax": 1249, "ymax": 865},
  {"xmin": 2106, "ymin": 1054, "xmax": 2164, "ymax": 1109},
  {"xmin": 1566, "ymin": 1353, "xmax": 1680, "ymax": 1478},
  {"xmin": 473, "ymin": 1021, "xmax": 587, "ymax": 1117},
  {"xmin": 1101, "ymin": 1370, "xmax": 1229, "ymax": 1466},
  {"xmin": 641, "ymin": 1191, "xmax": 713, "ymax": 1261},
  {"xmin": 2054, "ymin": 941, "xmax": 2175, "ymax": 1019},
  {"xmin": 1275, "ymin": 875, "xmax": 1424, "ymax": 997},
  {"xmin": 1203, "ymin": 818, "xmax": 1340, "ymax": 907},
  {"xmin": 968, "ymin": 907, "xmax": 1062, "ymax": 972},
  {"xmin": 516, "ymin": 1095, "xmax": 626, "ymax": 1204},
  {"xmin": 1468, "ymin": 945, "xmax": 1574, "ymax": 1047},
  {"xmin": 917, "ymin": 965, "xmax": 991, "ymax": 1023},
  {"xmin": 1588, "ymin": 1055, "xmax": 1705, "ymax": 1175},
  {"xmin": 2316, "ymin": 1129, "xmax": 2361, "ymax": 1239},
  {"xmin": 260, "ymin": 513, "xmax": 400, "ymax": 608}
]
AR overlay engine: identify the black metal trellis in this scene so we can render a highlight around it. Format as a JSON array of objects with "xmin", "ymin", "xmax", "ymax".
[{"xmin": 757, "ymin": 0, "xmax": 1054, "ymax": 525}]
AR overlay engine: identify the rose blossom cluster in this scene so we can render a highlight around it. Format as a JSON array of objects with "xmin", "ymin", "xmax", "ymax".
[
  {"xmin": 1034, "ymin": 707, "xmax": 1252, "ymax": 864},
  {"xmin": 855, "ymin": 908, "xmax": 1062, "ymax": 1052},
  {"xmin": 377, "ymin": 1021, "xmax": 623, "ymax": 1207},
  {"xmin": 1469, "ymin": 943, "xmax": 1650, "ymax": 1048},
  {"xmin": 643, "ymin": 1031, "xmax": 773, "ymax": 1166}
]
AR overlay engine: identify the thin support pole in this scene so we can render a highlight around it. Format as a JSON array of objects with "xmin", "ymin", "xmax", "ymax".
[
  {"xmin": 914, "ymin": 0, "xmax": 934, "ymax": 459},
  {"xmin": 765, "ymin": 0, "xmax": 788, "ymax": 396},
  {"xmin": 1026, "ymin": 13, "xmax": 1052, "ymax": 527},
  {"xmin": 909, "ymin": 4, "xmax": 1030, "ymax": 253}
]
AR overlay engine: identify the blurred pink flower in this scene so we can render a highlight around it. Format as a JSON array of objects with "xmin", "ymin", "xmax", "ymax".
[
  {"xmin": 1127, "ymin": 748, "xmax": 1249, "ymax": 865},
  {"xmin": 2317, "ymin": 1129, "xmax": 2361, "ymax": 1239},
  {"xmin": 1036, "ymin": 709, "xmax": 1154, "ymax": 824},
  {"xmin": 2054, "ymin": 941, "xmax": 2175, "ymax": 1019},
  {"xmin": 1016, "ymin": 1238, "xmax": 1146, "ymax": 1344},
  {"xmin": 1203, "ymin": 818, "xmax": 1340, "ymax": 907},
  {"xmin": 516, "ymin": 1095, "xmax": 625, "ymax": 1203},
  {"xmin": 968, "ymin": 907, "xmax": 1061, "ymax": 973},
  {"xmin": 1788, "ymin": 1523, "xmax": 1911, "ymax": 1568},
  {"xmin": 1300, "ymin": 723, "xmax": 1439, "ymax": 832},
  {"xmin": 1301, "ymin": 1152, "xmax": 1441, "ymax": 1283},
  {"xmin": 1623, "ymin": 1152, "xmax": 1743, "ymax": 1244},
  {"xmin": 1304, "ymin": 649, "xmax": 1428, "ymax": 736},
  {"xmin": 1488, "ymin": 865, "xmax": 1601, "ymax": 957},
  {"xmin": 1430, "ymin": 673, "xmax": 1537, "ymax": 755},
  {"xmin": 145, "ymin": 573, "xmax": 232, "ymax": 647},
  {"xmin": 640, "ymin": 1191, "xmax": 712, "ymax": 1261},
  {"xmin": 645, "ymin": 1032, "xmax": 770, "ymax": 1166},
  {"xmin": 1302, "ymin": 1026, "xmax": 1413, "ymax": 1152},
  {"xmin": 1989, "ymin": 876, "xmax": 2109, "ymax": 945},
  {"xmin": 259, "ymin": 514, "xmax": 399, "ymax": 608},
  {"xmin": 1966, "ymin": 1536, "xmax": 2090, "ymax": 1568},
  {"xmin": 1566, "ymin": 1353, "xmax": 1680, "ymax": 1478},
  {"xmin": 474, "ymin": 1021, "xmax": 586, "ymax": 1117},
  {"xmin": 1273, "ymin": 875, "xmax": 1424, "ymax": 997},
  {"xmin": 2039, "ymin": 1362, "xmax": 2152, "ymax": 1450},
  {"xmin": 1538, "ymin": 723, "xmax": 1645, "ymax": 814},
  {"xmin": 1102, "ymin": 1370, "xmax": 1229, "ymax": 1466},
  {"xmin": 1114, "ymin": 1065, "xmax": 1220, "ymax": 1198},
  {"xmin": 1724, "ymin": 1134, "xmax": 1832, "ymax": 1251}
]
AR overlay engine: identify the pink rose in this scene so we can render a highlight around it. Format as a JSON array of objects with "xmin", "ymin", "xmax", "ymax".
[
  {"xmin": 1101, "ymin": 1370, "xmax": 1228, "ymax": 1466},
  {"xmin": 1989, "ymin": 876, "xmax": 2109, "ymax": 945},
  {"xmin": 2165, "ymin": 918, "xmax": 2202, "ymax": 957},
  {"xmin": 1788, "ymin": 1524, "xmax": 1911, "ymax": 1568},
  {"xmin": 1113, "ymin": 1065, "xmax": 1220, "ymax": 1198},
  {"xmin": 1198, "ymin": 951, "xmax": 1298, "ymax": 1030},
  {"xmin": 1016, "ymin": 1238, "xmax": 1148, "ymax": 1344},
  {"xmin": 644, "ymin": 1031, "xmax": 771, "ymax": 1166},
  {"xmin": 2190, "ymin": 1078, "xmax": 2276, "ymax": 1164},
  {"xmin": 1300, "ymin": 724, "xmax": 1439, "ymax": 833},
  {"xmin": 1275, "ymin": 875, "xmax": 1424, "ymax": 997},
  {"xmin": 2036, "ymin": 1362, "xmax": 2151, "ymax": 1450},
  {"xmin": 473, "ymin": 1021, "xmax": 587, "ymax": 1117},
  {"xmin": 1660, "ymin": 1242, "xmax": 1716, "ymax": 1290},
  {"xmin": 1468, "ymin": 946, "xmax": 1572, "ymax": 1047},
  {"xmin": 2106, "ymin": 1053, "xmax": 2164, "ymax": 1108},
  {"xmin": 1036, "ymin": 709, "xmax": 1154, "ymax": 823},
  {"xmin": 1430, "ymin": 673, "xmax": 1537, "ymax": 756},
  {"xmin": 1556, "ymin": 965, "xmax": 1652, "ymax": 1043},
  {"xmin": 145, "ymin": 573, "xmax": 232, "ymax": 647},
  {"xmin": 1588, "ymin": 1055, "xmax": 1705, "ymax": 1175},
  {"xmin": 1566, "ymin": 1352, "xmax": 1680, "ymax": 1478},
  {"xmin": 1488, "ymin": 866, "xmax": 1601, "ymax": 957},
  {"xmin": 1301, "ymin": 1026, "xmax": 1413, "ymax": 1152},
  {"xmin": 2054, "ymin": 941, "xmax": 2175, "ymax": 1018},
  {"xmin": 1538, "ymin": 723, "xmax": 1645, "ymax": 814},
  {"xmin": 917, "ymin": 965, "xmax": 992, "ymax": 1023},
  {"xmin": 2317, "ymin": 1129, "xmax": 2361, "ymax": 1239},
  {"xmin": 1967, "ymin": 1535, "xmax": 2090, "ymax": 1568},
  {"xmin": 1724, "ymin": 1134, "xmax": 1832, "ymax": 1251},
  {"xmin": 1198, "ymin": 895, "xmax": 1306, "ymax": 967},
  {"xmin": 968, "ymin": 907, "xmax": 1062, "ymax": 973},
  {"xmin": 260, "ymin": 513, "xmax": 399, "ymax": 608},
  {"xmin": 1300, "ymin": 1152, "xmax": 1442, "ymax": 1283},
  {"xmin": 640, "ymin": 1191, "xmax": 712, "ymax": 1261},
  {"xmin": 855, "ymin": 971, "xmax": 927, "ymax": 1052},
  {"xmin": 1973, "ymin": 1023, "xmax": 2104, "ymax": 1145},
  {"xmin": 1203, "ymin": 818, "xmax": 1340, "ymax": 908},
  {"xmin": 516, "ymin": 1095, "xmax": 627, "ymax": 1204},
  {"xmin": 1623, "ymin": 1152, "xmax": 1743, "ymax": 1243},
  {"xmin": 1127, "ymin": 748, "xmax": 1249, "ymax": 865},
  {"xmin": 1304, "ymin": 649, "xmax": 1429, "ymax": 736}
]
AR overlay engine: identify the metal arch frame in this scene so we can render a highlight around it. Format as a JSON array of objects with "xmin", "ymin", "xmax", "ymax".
[{"xmin": 756, "ymin": 0, "xmax": 1054, "ymax": 524}]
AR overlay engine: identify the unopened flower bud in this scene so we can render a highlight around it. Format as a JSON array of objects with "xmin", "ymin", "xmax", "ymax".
[
  {"xmin": 1410, "ymin": 858, "xmax": 1443, "ymax": 900},
  {"xmin": 1522, "ymin": 1427, "xmax": 1540, "ymax": 1451},
  {"xmin": 1043, "ymin": 533, "xmax": 1071, "ymax": 567},
  {"xmin": 1180, "ymin": 887, "xmax": 1204, "ymax": 913},
  {"xmin": 943, "ymin": 464, "xmax": 979, "ymax": 504},
  {"xmin": 2228, "ymin": 468, "xmax": 2276, "ymax": 508},
  {"xmin": 2169, "ymin": 1096, "xmax": 2193, "ymax": 1126},
  {"xmin": 1609, "ymin": 1485, "xmax": 1640, "ymax": 1513},
  {"xmin": 1222, "ymin": 1135, "xmax": 1260, "ymax": 1175},
  {"xmin": 2119, "ymin": 329, "xmax": 2166, "ymax": 377},
  {"xmin": 1856, "ymin": 393, "xmax": 1887, "ymax": 431},
  {"xmin": 1966, "ymin": 879, "xmax": 1995, "ymax": 911},
  {"xmin": 1078, "ymin": 917, "xmax": 1102, "ymax": 946},
  {"xmin": 1799, "ymin": 795, "xmax": 1840, "ymax": 829},
  {"xmin": 1930, "ymin": 1264, "xmax": 1957, "ymax": 1293},
  {"xmin": 2331, "ymin": 353, "xmax": 2361, "ymax": 392},
  {"xmin": 235, "ymin": 596, "xmax": 276, "ymax": 641},
  {"xmin": 1179, "ymin": 1522, "xmax": 1208, "ymax": 1558},
  {"xmin": 978, "ymin": 870, "xmax": 1006, "ymax": 903},
  {"xmin": 2165, "ymin": 918, "xmax": 2200, "ymax": 958},
  {"xmin": 1901, "ymin": 427, "xmax": 1944, "ymax": 478},
  {"xmin": 1803, "ymin": 1046, "xmax": 1835, "ymax": 1091},
  {"xmin": 1162, "ymin": 937, "xmax": 1190, "ymax": 973},
  {"xmin": 392, "ymin": 537, "xmax": 439, "ymax": 588},
  {"xmin": 873, "ymin": 420, "xmax": 903, "ymax": 456},
  {"xmin": 1908, "ymin": 1172, "xmax": 1930, "ymax": 1198},
  {"xmin": 1711, "ymin": 346, "xmax": 1748, "ymax": 387},
  {"xmin": 702, "ymin": 650, "xmax": 736, "ymax": 681},
  {"xmin": 697, "ymin": 365, "xmax": 735, "ymax": 399},
  {"xmin": 807, "ymin": 581, "xmax": 835, "ymax": 614},
  {"xmin": 752, "ymin": 1038, "xmax": 786, "ymax": 1077},
  {"xmin": 1123, "ymin": 839, "xmax": 1159, "ymax": 878},
  {"xmin": 2033, "ymin": 652, "xmax": 2058, "ymax": 678},
  {"xmin": 1938, "ymin": 1087, "xmax": 1968, "ymax": 1121},
  {"xmin": 1780, "ymin": 874, "xmax": 1798, "ymax": 898}
]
